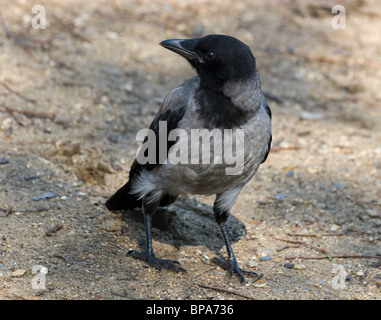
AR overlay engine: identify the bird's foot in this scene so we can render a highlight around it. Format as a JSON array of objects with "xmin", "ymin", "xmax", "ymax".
[
  {"xmin": 212, "ymin": 257, "xmax": 263, "ymax": 283},
  {"xmin": 128, "ymin": 249, "xmax": 187, "ymax": 273}
]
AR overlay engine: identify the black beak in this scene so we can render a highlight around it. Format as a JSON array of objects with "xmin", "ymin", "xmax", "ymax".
[{"xmin": 160, "ymin": 38, "xmax": 199, "ymax": 60}]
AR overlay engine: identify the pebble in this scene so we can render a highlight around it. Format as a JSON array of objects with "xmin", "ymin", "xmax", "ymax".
[
  {"xmin": 11, "ymin": 269, "xmax": 26, "ymax": 277},
  {"xmin": 346, "ymin": 275, "xmax": 353, "ymax": 282},
  {"xmin": 330, "ymin": 224, "xmax": 340, "ymax": 232},
  {"xmin": 356, "ymin": 270, "xmax": 365, "ymax": 277},
  {"xmin": 284, "ymin": 262, "xmax": 295, "ymax": 269},
  {"xmin": 246, "ymin": 261, "xmax": 259, "ymax": 268},
  {"xmin": 124, "ymin": 82, "xmax": 134, "ymax": 92},
  {"xmin": 35, "ymin": 289, "xmax": 45, "ymax": 296},
  {"xmin": 366, "ymin": 209, "xmax": 380, "ymax": 218},
  {"xmin": 286, "ymin": 170, "xmax": 294, "ymax": 177},
  {"xmin": 333, "ymin": 183, "xmax": 343, "ymax": 190},
  {"xmin": 294, "ymin": 264, "xmax": 306, "ymax": 270},
  {"xmin": 275, "ymin": 193, "xmax": 285, "ymax": 200},
  {"xmin": 259, "ymin": 255, "xmax": 272, "ymax": 261},
  {"xmin": 292, "ymin": 71, "xmax": 304, "ymax": 80},
  {"xmin": 32, "ymin": 192, "xmax": 57, "ymax": 201},
  {"xmin": 106, "ymin": 31, "xmax": 119, "ymax": 40},
  {"xmin": 299, "ymin": 112, "xmax": 327, "ymax": 121},
  {"xmin": 0, "ymin": 158, "xmax": 9, "ymax": 165}
]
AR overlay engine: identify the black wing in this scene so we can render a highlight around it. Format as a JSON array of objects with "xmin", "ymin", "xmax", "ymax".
[
  {"xmin": 134, "ymin": 106, "xmax": 186, "ymax": 173},
  {"xmin": 261, "ymin": 94, "xmax": 272, "ymax": 164},
  {"xmin": 106, "ymin": 77, "xmax": 199, "ymax": 211}
]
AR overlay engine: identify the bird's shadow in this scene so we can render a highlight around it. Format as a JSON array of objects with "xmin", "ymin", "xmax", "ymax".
[{"xmin": 121, "ymin": 196, "xmax": 247, "ymax": 254}]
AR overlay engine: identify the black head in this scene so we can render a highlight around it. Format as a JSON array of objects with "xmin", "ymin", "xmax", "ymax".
[{"xmin": 160, "ymin": 34, "xmax": 256, "ymax": 89}]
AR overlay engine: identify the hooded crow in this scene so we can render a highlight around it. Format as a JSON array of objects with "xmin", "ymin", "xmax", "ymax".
[{"xmin": 106, "ymin": 34, "xmax": 272, "ymax": 283}]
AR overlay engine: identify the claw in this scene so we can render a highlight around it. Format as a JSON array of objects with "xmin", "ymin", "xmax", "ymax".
[
  {"xmin": 128, "ymin": 249, "xmax": 187, "ymax": 273},
  {"xmin": 212, "ymin": 257, "xmax": 262, "ymax": 283}
]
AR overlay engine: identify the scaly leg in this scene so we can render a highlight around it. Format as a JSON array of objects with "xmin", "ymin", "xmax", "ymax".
[
  {"xmin": 213, "ymin": 196, "xmax": 262, "ymax": 283},
  {"xmin": 128, "ymin": 196, "xmax": 186, "ymax": 273},
  {"xmin": 217, "ymin": 224, "xmax": 262, "ymax": 283}
]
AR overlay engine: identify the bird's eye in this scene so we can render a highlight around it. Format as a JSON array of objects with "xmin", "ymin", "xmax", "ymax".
[{"xmin": 205, "ymin": 52, "xmax": 215, "ymax": 61}]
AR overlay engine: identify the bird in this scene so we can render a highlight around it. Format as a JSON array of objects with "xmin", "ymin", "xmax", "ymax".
[{"xmin": 105, "ymin": 34, "xmax": 272, "ymax": 283}]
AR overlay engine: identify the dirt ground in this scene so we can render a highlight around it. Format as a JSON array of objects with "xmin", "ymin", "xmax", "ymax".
[{"xmin": 0, "ymin": 0, "xmax": 380, "ymax": 300}]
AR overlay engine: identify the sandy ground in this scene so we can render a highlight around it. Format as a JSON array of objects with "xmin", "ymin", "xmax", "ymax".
[{"xmin": 0, "ymin": 0, "xmax": 380, "ymax": 300}]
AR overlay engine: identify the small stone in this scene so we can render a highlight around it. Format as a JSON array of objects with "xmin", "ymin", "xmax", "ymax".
[
  {"xmin": 0, "ymin": 158, "xmax": 9, "ymax": 165},
  {"xmin": 284, "ymin": 262, "xmax": 295, "ymax": 269},
  {"xmin": 35, "ymin": 289, "xmax": 45, "ymax": 296},
  {"xmin": 333, "ymin": 183, "xmax": 343, "ymax": 189},
  {"xmin": 11, "ymin": 269, "xmax": 26, "ymax": 277},
  {"xmin": 275, "ymin": 193, "xmax": 285, "ymax": 200},
  {"xmin": 299, "ymin": 112, "xmax": 327, "ymax": 121},
  {"xmin": 366, "ymin": 209, "xmax": 380, "ymax": 218},
  {"xmin": 286, "ymin": 170, "xmax": 294, "ymax": 177},
  {"xmin": 73, "ymin": 102, "xmax": 83, "ymax": 110},
  {"xmin": 123, "ymin": 82, "xmax": 134, "ymax": 92},
  {"xmin": 345, "ymin": 275, "xmax": 353, "ymax": 282},
  {"xmin": 32, "ymin": 192, "xmax": 57, "ymax": 201},
  {"xmin": 292, "ymin": 71, "xmax": 304, "ymax": 80},
  {"xmin": 356, "ymin": 270, "xmax": 365, "ymax": 277},
  {"xmin": 259, "ymin": 255, "xmax": 272, "ymax": 261},
  {"xmin": 106, "ymin": 31, "xmax": 119, "ymax": 39},
  {"xmin": 294, "ymin": 264, "xmax": 306, "ymax": 270},
  {"xmin": 246, "ymin": 260, "xmax": 259, "ymax": 268}
]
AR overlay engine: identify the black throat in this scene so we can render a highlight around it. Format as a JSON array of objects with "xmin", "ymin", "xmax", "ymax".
[{"xmin": 194, "ymin": 87, "xmax": 251, "ymax": 129}]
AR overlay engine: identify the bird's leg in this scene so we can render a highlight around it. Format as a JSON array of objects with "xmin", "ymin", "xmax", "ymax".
[
  {"xmin": 213, "ymin": 202, "xmax": 262, "ymax": 283},
  {"xmin": 127, "ymin": 196, "xmax": 186, "ymax": 273},
  {"xmin": 218, "ymin": 224, "xmax": 262, "ymax": 283}
]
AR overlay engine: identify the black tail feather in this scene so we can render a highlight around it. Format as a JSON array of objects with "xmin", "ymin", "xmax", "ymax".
[
  {"xmin": 105, "ymin": 180, "xmax": 178, "ymax": 212},
  {"xmin": 105, "ymin": 181, "xmax": 141, "ymax": 211},
  {"xmin": 159, "ymin": 194, "xmax": 178, "ymax": 207}
]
